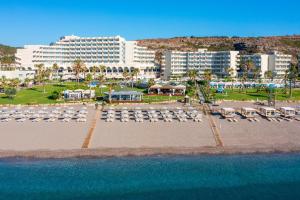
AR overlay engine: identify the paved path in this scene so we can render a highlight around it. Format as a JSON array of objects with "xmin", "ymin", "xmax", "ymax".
[
  {"xmin": 81, "ymin": 109, "xmax": 101, "ymax": 149},
  {"xmin": 203, "ymin": 104, "xmax": 224, "ymax": 147}
]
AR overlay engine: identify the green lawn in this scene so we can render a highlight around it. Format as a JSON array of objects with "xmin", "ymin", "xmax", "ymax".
[
  {"xmin": 0, "ymin": 82, "xmax": 182, "ymax": 105},
  {"xmin": 213, "ymin": 88, "xmax": 300, "ymax": 101}
]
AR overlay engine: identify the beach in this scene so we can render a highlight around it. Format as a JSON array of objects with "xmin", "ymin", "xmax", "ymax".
[{"xmin": 0, "ymin": 102, "xmax": 300, "ymax": 158}]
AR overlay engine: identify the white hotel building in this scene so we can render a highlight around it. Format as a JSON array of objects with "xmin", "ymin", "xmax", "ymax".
[
  {"xmin": 163, "ymin": 49, "xmax": 240, "ymax": 80},
  {"xmin": 15, "ymin": 35, "xmax": 157, "ymax": 79},
  {"xmin": 163, "ymin": 49, "xmax": 292, "ymax": 80}
]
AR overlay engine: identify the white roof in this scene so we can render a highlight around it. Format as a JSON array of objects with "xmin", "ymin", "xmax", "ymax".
[
  {"xmin": 260, "ymin": 107, "xmax": 276, "ymax": 111},
  {"xmin": 221, "ymin": 107, "xmax": 235, "ymax": 112},
  {"xmin": 280, "ymin": 107, "xmax": 295, "ymax": 111},
  {"xmin": 241, "ymin": 107, "xmax": 256, "ymax": 111}
]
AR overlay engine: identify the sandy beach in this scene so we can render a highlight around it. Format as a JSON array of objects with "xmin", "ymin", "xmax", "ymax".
[{"xmin": 0, "ymin": 101, "xmax": 300, "ymax": 158}]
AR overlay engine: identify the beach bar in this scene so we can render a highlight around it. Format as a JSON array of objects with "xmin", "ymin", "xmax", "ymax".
[
  {"xmin": 104, "ymin": 91, "xmax": 143, "ymax": 103},
  {"xmin": 240, "ymin": 107, "xmax": 257, "ymax": 118},
  {"xmin": 220, "ymin": 108, "xmax": 236, "ymax": 118},
  {"xmin": 279, "ymin": 107, "xmax": 296, "ymax": 118},
  {"xmin": 259, "ymin": 107, "xmax": 277, "ymax": 118}
]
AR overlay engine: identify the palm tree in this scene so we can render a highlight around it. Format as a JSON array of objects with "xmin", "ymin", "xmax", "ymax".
[
  {"xmin": 9, "ymin": 78, "xmax": 20, "ymax": 89},
  {"xmin": 51, "ymin": 63, "xmax": 59, "ymax": 81},
  {"xmin": 107, "ymin": 81, "xmax": 117, "ymax": 103},
  {"xmin": 130, "ymin": 68, "xmax": 140, "ymax": 88},
  {"xmin": 148, "ymin": 78, "xmax": 155, "ymax": 88},
  {"xmin": 288, "ymin": 64, "xmax": 298, "ymax": 98},
  {"xmin": 0, "ymin": 76, "xmax": 7, "ymax": 89},
  {"xmin": 72, "ymin": 59, "xmax": 86, "ymax": 86},
  {"xmin": 122, "ymin": 71, "xmax": 129, "ymax": 81},
  {"xmin": 99, "ymin": 65, "xmax": 106, "ymax": 75},
  {"xmin": 203, "ymin": 69, "xmax": 212, "ymax": 101},
  {"xmin": 91, "ymin": 66, "xmax": 99, "ymax": 79},
  {"xmin": 186, "ymin": 69, "xmax": 198, "ymax": 85},
  {"xmin": 264, "ymin": 70, "xmax": 273, "ymax": 81},
  {"xmin": 97, "ymin": 74, "xmax": 106, "ymax": 94},
  {"xmin": 35, "ymin": 64, "xmax": 51, "ymax": 93}
]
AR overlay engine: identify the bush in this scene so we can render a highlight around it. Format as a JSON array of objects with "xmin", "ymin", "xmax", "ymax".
[
  {"xmin": 4, "ymin": 88, "xmax": 17, "ymax": 99},
  {"xmin": 49, "ymin": 91, "xmax": 60, "ymax": 100}
]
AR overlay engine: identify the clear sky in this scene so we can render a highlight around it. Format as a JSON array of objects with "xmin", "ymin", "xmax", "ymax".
[{"xmin": 1, "ymin": 0, "xmax": 300, "ymax": 47}]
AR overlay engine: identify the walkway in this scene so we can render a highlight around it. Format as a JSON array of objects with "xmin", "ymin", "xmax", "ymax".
[{"xmin": 81, "ymin": 108, "xmax": 101, "ymax": 149}]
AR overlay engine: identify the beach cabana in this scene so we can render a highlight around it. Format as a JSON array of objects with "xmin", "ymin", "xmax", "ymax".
[
  {"xmin": 148, "ymin": 84, "xmax": 162, "ymax": 94},
  {"xmin": 240, "ymin": 107, "xmax": 257, "ymax": 118},
  {"xmin": 259, "ymin": 107, "xmax": 277, "ymax": 118},
  {"xmin": 279, "ymin": 107, "xmax": 296, "ymax": 118},
  {"xmin": 104, "ymin": 91, "xmax": 143, "ymax": 103},
  {"xmin": 220, "ymin": 108, "xmax": 236, "ymax": 118}
]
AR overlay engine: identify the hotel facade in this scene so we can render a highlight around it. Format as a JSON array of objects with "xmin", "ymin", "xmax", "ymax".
[
  {"xmin": 163, "ymin": 49, "xmax": 292, "ymax": 80},
  {"xmin": 16, "ymin": 35, "xmax": 157, "ymax": 79},
  {"xmin": 163, "ymin": 49, "xmax": 240, "ymax": 80}
]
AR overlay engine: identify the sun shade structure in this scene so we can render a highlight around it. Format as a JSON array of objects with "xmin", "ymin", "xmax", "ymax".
[
  {"xmin": 259, "ymin": 107, "xmax": 277, "ymax": 118},
  {"xmin": 104, "ymin": 91, "xmax": 143, "ymax": 102},
  {"xmin": 240, "ymin": 107, "xmax": 257, "ymax": 118},
  {"xmin": 148, "ymin": 84, "xmax": 186, "ymax": 96},
  {"xmin": 280, "ymin": 107, "xmax": 296, "ymax": 118},
  {"xmin": 220, "ymin": 108, "xmax": 236, "ymax": 118},
  {"xmin": 63, "ymin": 90, "xmax": 95, "ymax": 100}
]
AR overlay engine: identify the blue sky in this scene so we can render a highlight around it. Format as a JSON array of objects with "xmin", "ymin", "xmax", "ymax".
[{"xmin": 1, "ymin": 0, "xmax": 300, "ymax": 47}]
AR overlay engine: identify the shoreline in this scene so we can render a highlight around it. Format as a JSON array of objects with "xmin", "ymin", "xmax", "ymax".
[{"xmin": 1, "ymin": 146, "xmax": 300, "ymax": 159}]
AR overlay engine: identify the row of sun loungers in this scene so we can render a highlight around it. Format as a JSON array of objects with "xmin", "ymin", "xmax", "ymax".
[
  {"xmin": 0, "ymin": 106, "xmax": 88, "ymax": 122},
  {"xmin": 103, "ymin": 107, "xmax": 202, "ymax": 123},
  {"xmin": 219, "ymin": 106, "xmax": 300, "ymax": 123}
]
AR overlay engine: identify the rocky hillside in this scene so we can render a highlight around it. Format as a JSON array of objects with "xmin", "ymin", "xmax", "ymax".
[{"xmin": 138, "ymin": 35, "xmax": 300, "ymax": 64}]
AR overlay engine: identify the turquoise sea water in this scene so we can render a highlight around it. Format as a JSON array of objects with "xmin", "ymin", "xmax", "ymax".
[{"xmin": 1, "ymin": 153, "xmax": 300, "ymax": 200}]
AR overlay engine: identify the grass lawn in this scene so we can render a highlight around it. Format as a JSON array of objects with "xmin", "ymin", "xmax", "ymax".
[
  {"xmin": 0, "ymin": 81, "xmax": 182, "ymax": 105},
  {"xmin": 213, "ymin": 88, "xmax": 300, "ymax": 101}
]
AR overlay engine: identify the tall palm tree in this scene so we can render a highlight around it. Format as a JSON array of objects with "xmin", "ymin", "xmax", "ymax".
[
  {"xmin": 288, "ymin": 64, "xmax": 298, "ymax": 98},
  {"xmin": 130, "ymin": 68, "xmax": 140, "ymax": 88},
  {"xmin": 35, "ymin": 64, "xmax": 51, "ymax": 93},
  {"xmin": 107, "ymin": 81, "xmax": 117, "ymax": 103},
  {"xmin": 51, "ymin": 63, "xmax": 59, "ymax": 81},
  {"xmin": 186, "ymin": 69, "xmax": 198, "ymax": 85},
  {"xmin": 97, "ymin": 74, "xmax": 106, "ymax": 94},
  {"xmin": 91, "ymin": 66, "xmax": 99, "ymax": 79},
  {"xmin": 72, "ymin": 59, "xmax": 86, "ymax": 86}
]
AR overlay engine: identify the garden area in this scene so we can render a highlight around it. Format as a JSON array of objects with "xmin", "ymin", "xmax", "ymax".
[
  {"xmin": 212, "ymin": 88, "xmax": 300, "ymax": 101},
  {"xmin": 0, "ymin": 81, "xmax": 184, "ymax": 105}
]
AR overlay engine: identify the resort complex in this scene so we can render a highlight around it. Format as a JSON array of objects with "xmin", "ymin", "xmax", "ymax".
[{"xmin": 0, "ymin": 34, "xmax": 300, "ymax": 156}]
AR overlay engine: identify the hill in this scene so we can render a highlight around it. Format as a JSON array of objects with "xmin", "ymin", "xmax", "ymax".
[{"xmin": 137, "ymin": 35, "xmax": 300, "ymax": 64}]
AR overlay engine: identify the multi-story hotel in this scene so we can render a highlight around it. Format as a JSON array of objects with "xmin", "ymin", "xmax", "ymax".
[
  {"xmin": 163, "ymin": 49, "xmax": 240, "ymax": 80},
  {"xmin": 16, "ymin": 35, "xmax": 157, "ymax": 78},
  {"xmin": 268, "ymin": 51, "xmax": 292, "ymax": 78}
]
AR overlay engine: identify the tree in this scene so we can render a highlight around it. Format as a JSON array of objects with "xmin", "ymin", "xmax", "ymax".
[
  {"xmin": 0, "ymin": 76, "xmax": 7, "ymax": 88},
  {"xmin": 122, "ymin": 71, "xmax": 129, "ymax": 81},
  {"xmin": 72, "ymin": 59, "xmax": 86, "ymax": 86},
  {"xmin": 186, "ymin": 69, "xmax": 198, "ymax": 85},
  {"xmin": 91, "ymin": 66, "xmax": 99, "ymax": 79},
  {"xmin": 23, "ymin": 78, "xmax": 31, "ymax": 88},
  {"xmin": 51, "ymin": 63, "xmax": 59, "ymax": 80},
  {"xmin": 148, "ymin": 78, "xmax": 155, "ymax": 88},
  {"xmin": 5, "ymin": 88, "xmax": 17, "ymax": 100},
  {"xmin": 107, "ymin": 81, "xmax": 117, "ymax": 103},
  {"xmin": 264, "ymin": 70, "xmax": 276, "ymax": 82},
  {"xmin": 97, "ymin": 74, "xmax": 106, "ymax": 94},
  {"xmin": 8, "ymin": 78, "xmax": 20, "ymax": 89},
  {"xmin": 288, "ymin": 64, "xmax": 298, "ymax": 98},
  {"xmin": 0, "ymin": 56, "xmax": 15, "ymax": 70},
  {"xmin": 130, "ymin": 68, "xmax": 140, "ymax": 88},
  {"xmin": 99, "ymin": 65, "xmax": 106, "ymax": 75},
  {"xmin": 35, "ymin": 64, "xmax": 51, "ymax": 93}
]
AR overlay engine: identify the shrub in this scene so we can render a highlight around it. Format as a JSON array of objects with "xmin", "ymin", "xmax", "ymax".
[
  {"xmin": 49, "ymin": 91, "xmax": 60, "ymax": 100},
  {"xmin": 4, "ymin": 88, "xmax": 17, "ymax": 99}
]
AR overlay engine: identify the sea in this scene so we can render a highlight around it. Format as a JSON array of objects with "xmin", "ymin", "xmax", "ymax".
[{"xmin": 0, "ymin": 153, "xmax": 300, "ymax": 200}]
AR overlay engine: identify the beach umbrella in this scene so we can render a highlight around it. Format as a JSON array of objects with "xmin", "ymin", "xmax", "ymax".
[{"xmin": 122, "ymin": 107, "xmax": 128, "ymax": 110}]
